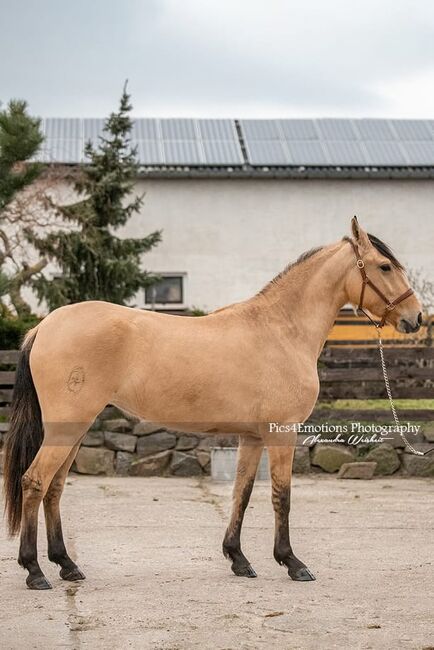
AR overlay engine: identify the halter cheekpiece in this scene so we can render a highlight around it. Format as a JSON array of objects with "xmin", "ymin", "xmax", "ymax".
[{"xmin": 349, "ymin": 239, "xmax": 414, "ymax": 328}]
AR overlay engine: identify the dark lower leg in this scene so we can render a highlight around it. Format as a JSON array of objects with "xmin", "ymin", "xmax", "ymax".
[
  {"xmin": 18, "ymin": 441, "xmax": 84, "ymax": 590},
  {"xmin": 44, "ymin": 445, "xmax": 85, "ymax": 581},
  {"xmin": 222, "ymin": 437, "xmax": 263, "ymax": 577},
  {"xmin": 18, "ymin": 475, "xmax": 51, "ymax": 589},
  {"xmin": 269, "ymin": 446, "xmax": 315, "ymax": 581},
  {"xmin": 46, "ymin": 516, "xmax": 85, "ymax": 581}
]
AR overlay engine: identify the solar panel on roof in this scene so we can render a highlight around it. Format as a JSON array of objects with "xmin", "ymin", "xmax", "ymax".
[
  {"xmin": 391, "ymin": 120, "xmax": 433, "ymax": 141},
  {"xmin": 40, "ymin": 139, "xmax": 84, "ymax": 164},
  {"xmin": 202, "ymin": 140, "xmax": 244, "ymax": 165},
  {"xmin": 163, "ymin": 140, "xmax": 203, "ymax": 165},
  {"xmin": 239, "ymin": 120, "xmax": 281, "ymax": 140},
  {"xmin": 136, "ymin": 140, "xmax": 164, "ymax": 165},
  {"xmin": 83, "ymin": 118, "xmax": 105, "ymax": 140},
  {"xmin": 286, "ymin": 141, "xmax": 329, "ymax": 165},
  {"xmin": 403, "ymin": 141, "xmax": 434, "ymax": 165},
  {"xmin": 132, "ymin": 119, "xmax": 160, "ymax": 140},
  {"xmin": 356, "ymin": 120, "xmax": 395, "ymax": 141},
  {"xmin": 44, "ymin": 118, "xmax": 82, "ymax": 140},
  {"xmin": 317, "ymin": 119, "xmax": 358, "ymax": 140},
  {"xmin": 245, "ymin": 140, "xmax": 289, "ymax": 165},
  {"xmin": 31, "ymin": 117, "xmax": 434, "ymax": 168},
  {"xmin": 323, "ymin": 141, "xmax": 367, "ymax": 166},
  {"xmin": 279, "ymin": 119, "xmax": 319, "ymax": 140},
  {"xmin": 160, "ymin": 119, "xmax": 197, "ymax": 140},
  {"xmin": 198, "ymin": 119, "xmax": 237, "ymax": 140},
  {"xmin": 364, "ymin": 141, "xmax": 408, "ymax": 166}
]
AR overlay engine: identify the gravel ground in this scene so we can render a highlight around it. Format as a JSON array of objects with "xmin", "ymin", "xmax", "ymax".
[{"xmin": 0, "ymin": 475, "xmax": 433, "ymax": 650}]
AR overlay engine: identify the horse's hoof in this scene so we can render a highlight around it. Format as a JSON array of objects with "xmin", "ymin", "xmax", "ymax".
[
  {"xmin": 27, "ymin": 575, "xmax": 52, "ymax": 590},
  {"xmin": 289, "ymin": 567, "xmax": 316, "ymax": 581},
  {"xmin": 231, "ymin": 563, "xmax": 257, "ymax": 578},
  {"xmin": 60, "ymin": 567, "xmax": 86, "ymax": 581}
]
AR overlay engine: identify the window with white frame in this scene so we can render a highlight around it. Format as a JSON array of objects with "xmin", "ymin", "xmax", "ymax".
[{"xmin": 145, "ymin": 273, "xmax": 186, "ymax": 308}]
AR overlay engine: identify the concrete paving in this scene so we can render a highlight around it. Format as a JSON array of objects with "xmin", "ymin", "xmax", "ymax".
[{"xmin": 0, "ymin": 475, "xmax": 433, "ymax": 650}]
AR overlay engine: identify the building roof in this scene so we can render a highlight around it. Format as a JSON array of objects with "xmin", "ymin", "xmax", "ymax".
[{"xmin": 35, "ymin": 118, "xmax": 434, "ymax": 179}]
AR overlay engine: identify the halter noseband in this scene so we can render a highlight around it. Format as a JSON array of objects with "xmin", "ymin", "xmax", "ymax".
[{"xmin": 349, "ymin": 239, "xmax": 414, "ymax": 329}]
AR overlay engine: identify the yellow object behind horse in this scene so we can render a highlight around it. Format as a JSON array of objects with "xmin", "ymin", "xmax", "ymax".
[{"xmin": 328, "ymin": 311, "xmax": 428, "ymax": 346}]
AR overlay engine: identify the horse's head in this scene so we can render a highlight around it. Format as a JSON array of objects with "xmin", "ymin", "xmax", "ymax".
[{"xmin": 345, "ymin": 217, "xmax": 422, "ymax": 333}]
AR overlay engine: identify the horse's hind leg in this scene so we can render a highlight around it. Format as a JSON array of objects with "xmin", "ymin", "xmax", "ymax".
[
  {"xmin": 222, "ymin": 435, "xmax": 263, "ymax": 578},
  {"xmin": 268, "ymin": 445, "xmax": 315, "ymax": 581},
  {"xmin": 44, "ymin": 443, "xmax": 85, "ymax": 582},
  {"xmin": 19, "ymin": 424, "xmax": 89, "ymax": 590}
]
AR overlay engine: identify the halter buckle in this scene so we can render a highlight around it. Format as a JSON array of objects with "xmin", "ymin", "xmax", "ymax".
[
  {"xmin": 356, "ymin": 259, "xmax": 365, "ymax": 269},
  {"xmin": 386, "ymin": 303, "xmax": 396, "ymax": 311}
]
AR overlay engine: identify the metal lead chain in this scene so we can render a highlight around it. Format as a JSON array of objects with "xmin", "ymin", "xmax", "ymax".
[{"xmin": 377, "ymin": 330, "xmax": 433, "ymax": 456}]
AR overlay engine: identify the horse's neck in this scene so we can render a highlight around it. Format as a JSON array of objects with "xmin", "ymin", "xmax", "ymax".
[{"xmin": 253, "ymin": 241, "xmax": 352, "ymax": 358}]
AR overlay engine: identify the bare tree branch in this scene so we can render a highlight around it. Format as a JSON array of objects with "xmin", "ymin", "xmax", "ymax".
[{"xmin": 0, "ymin": 164, "xmax": 74, "ymax": 315}]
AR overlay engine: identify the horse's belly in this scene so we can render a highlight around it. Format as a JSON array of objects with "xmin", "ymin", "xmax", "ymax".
[{"xmin": 114, "ymin": 356, "xmax": 319, "ymax": 435}]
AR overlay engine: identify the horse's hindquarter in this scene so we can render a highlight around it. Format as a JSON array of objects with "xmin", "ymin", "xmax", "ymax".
[{"xmin": 29, "ymin": 301, "xmax": 136, "ymax": 423}]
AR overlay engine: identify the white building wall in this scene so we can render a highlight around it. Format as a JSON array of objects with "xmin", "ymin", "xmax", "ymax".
[{"xmin": 116, "ymin": 178, "xmax": 434, "ymax": 312}]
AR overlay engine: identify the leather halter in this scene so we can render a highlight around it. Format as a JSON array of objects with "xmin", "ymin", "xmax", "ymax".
[{"xmin": 348, "ymin": 239, "xmax": 414, "ymax": 328}]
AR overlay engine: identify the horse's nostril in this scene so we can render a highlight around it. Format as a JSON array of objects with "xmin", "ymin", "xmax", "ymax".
[
  {"xmin": 417, "ymin": 312, "xmax": 423, "ymax": 326},
  {"xmin": 400, "ymin": 317, "xmax": 421, "ymax": 334}
]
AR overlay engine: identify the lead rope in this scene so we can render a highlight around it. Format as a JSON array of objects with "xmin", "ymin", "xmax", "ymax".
[{"xmin": 376, "ymin": 328, "xmax": 434, "ymax": 456}]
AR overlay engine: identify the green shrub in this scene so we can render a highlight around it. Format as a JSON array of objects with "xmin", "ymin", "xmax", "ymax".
[
  {"xmin": 189, "ymin": 307, "xmax": 208, "ymax": 317},
  {"xmin": 0, "ymin": 315, "xmax": 40, "ymax": 350}
]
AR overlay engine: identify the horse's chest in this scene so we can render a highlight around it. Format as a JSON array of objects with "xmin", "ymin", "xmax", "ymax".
[{"xmin": 260, "ymin": 361, "xmax": 319, "ymax": 423}]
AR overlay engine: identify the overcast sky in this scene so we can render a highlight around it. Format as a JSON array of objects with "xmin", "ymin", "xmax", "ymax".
[{"xmin": 2, "ymin": 0, "xmax": 434, "ymax": 119}]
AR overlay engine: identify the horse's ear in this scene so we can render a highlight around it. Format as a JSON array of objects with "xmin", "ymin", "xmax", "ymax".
[{"xmin": 351, "ymin": 216, "xmax": 370, "ymax": 252}]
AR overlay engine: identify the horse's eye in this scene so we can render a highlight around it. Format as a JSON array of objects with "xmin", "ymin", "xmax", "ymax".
[{"xmin": 380, "ymin": 264, "xmax": 392, "ymax": 272}]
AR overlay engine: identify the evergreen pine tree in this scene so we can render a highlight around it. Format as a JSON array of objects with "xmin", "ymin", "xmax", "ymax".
[
  {"xmin": 0, "ymin": 100, "xmax": 43, "ymax": 213},
  {"xmin": 28, "ymin": 86, "xmax": 161, "ymax": 309}
]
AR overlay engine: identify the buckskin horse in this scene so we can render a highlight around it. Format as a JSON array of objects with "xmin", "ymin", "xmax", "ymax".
[{"xmin": 3, "ymin": 217, "xmax": 422, "ymax": 589}]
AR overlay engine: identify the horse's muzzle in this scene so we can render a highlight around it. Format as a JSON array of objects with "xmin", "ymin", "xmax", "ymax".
[{"xmin": 397, "ymin": 312, "xmax": 422, "ymax": 333}]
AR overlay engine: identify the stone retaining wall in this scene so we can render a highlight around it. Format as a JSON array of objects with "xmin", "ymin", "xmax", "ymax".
[
  {"xmin": 0, "ymin": 406, "xmax": 433, "ymax": 477},
  {"xmin": 298, "ymin": 433, "xmax": 434, "ymax": 478},
  {"xmin": 62, "ymin": 408, "xmax": 434, "ymax": 479},
  {"xmin": 71, "ymin": 407, "xmax": 216, "ymax": 477}
]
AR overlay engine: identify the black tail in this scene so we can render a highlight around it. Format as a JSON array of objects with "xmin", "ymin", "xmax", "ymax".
[{"xmin": 3, "ymin": 331, "xmax": 43, "ymax": 536}]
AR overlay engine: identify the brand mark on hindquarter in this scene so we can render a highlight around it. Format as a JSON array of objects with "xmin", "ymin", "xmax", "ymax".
[{"xmin": 67, "ymin": 367, "xmax": 85, "ymax": 393}]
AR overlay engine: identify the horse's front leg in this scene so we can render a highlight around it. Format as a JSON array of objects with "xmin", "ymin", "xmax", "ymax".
[
  {"xmin": 268, "ymin": 445, "xmax": 316, "ymax": 581},
  {"xmin": 222, "ymin": 435, "xmax": 263, "ymax": 577}
]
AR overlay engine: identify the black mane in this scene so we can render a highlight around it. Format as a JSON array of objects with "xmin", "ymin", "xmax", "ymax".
[
  {"xmin": 259, "ymin": 246, "xmax": 323, "ymax": 294},
  {"xmin": 343, "ymin": 234, "xmax": 404, "ymax": 270},
  {"xmin": 260, "ymin": 232, "xmax": 404, "ymax": 297},
  {"xmin": 367, "ymin": 233, "xmax": 404, "ymax": 270}
]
